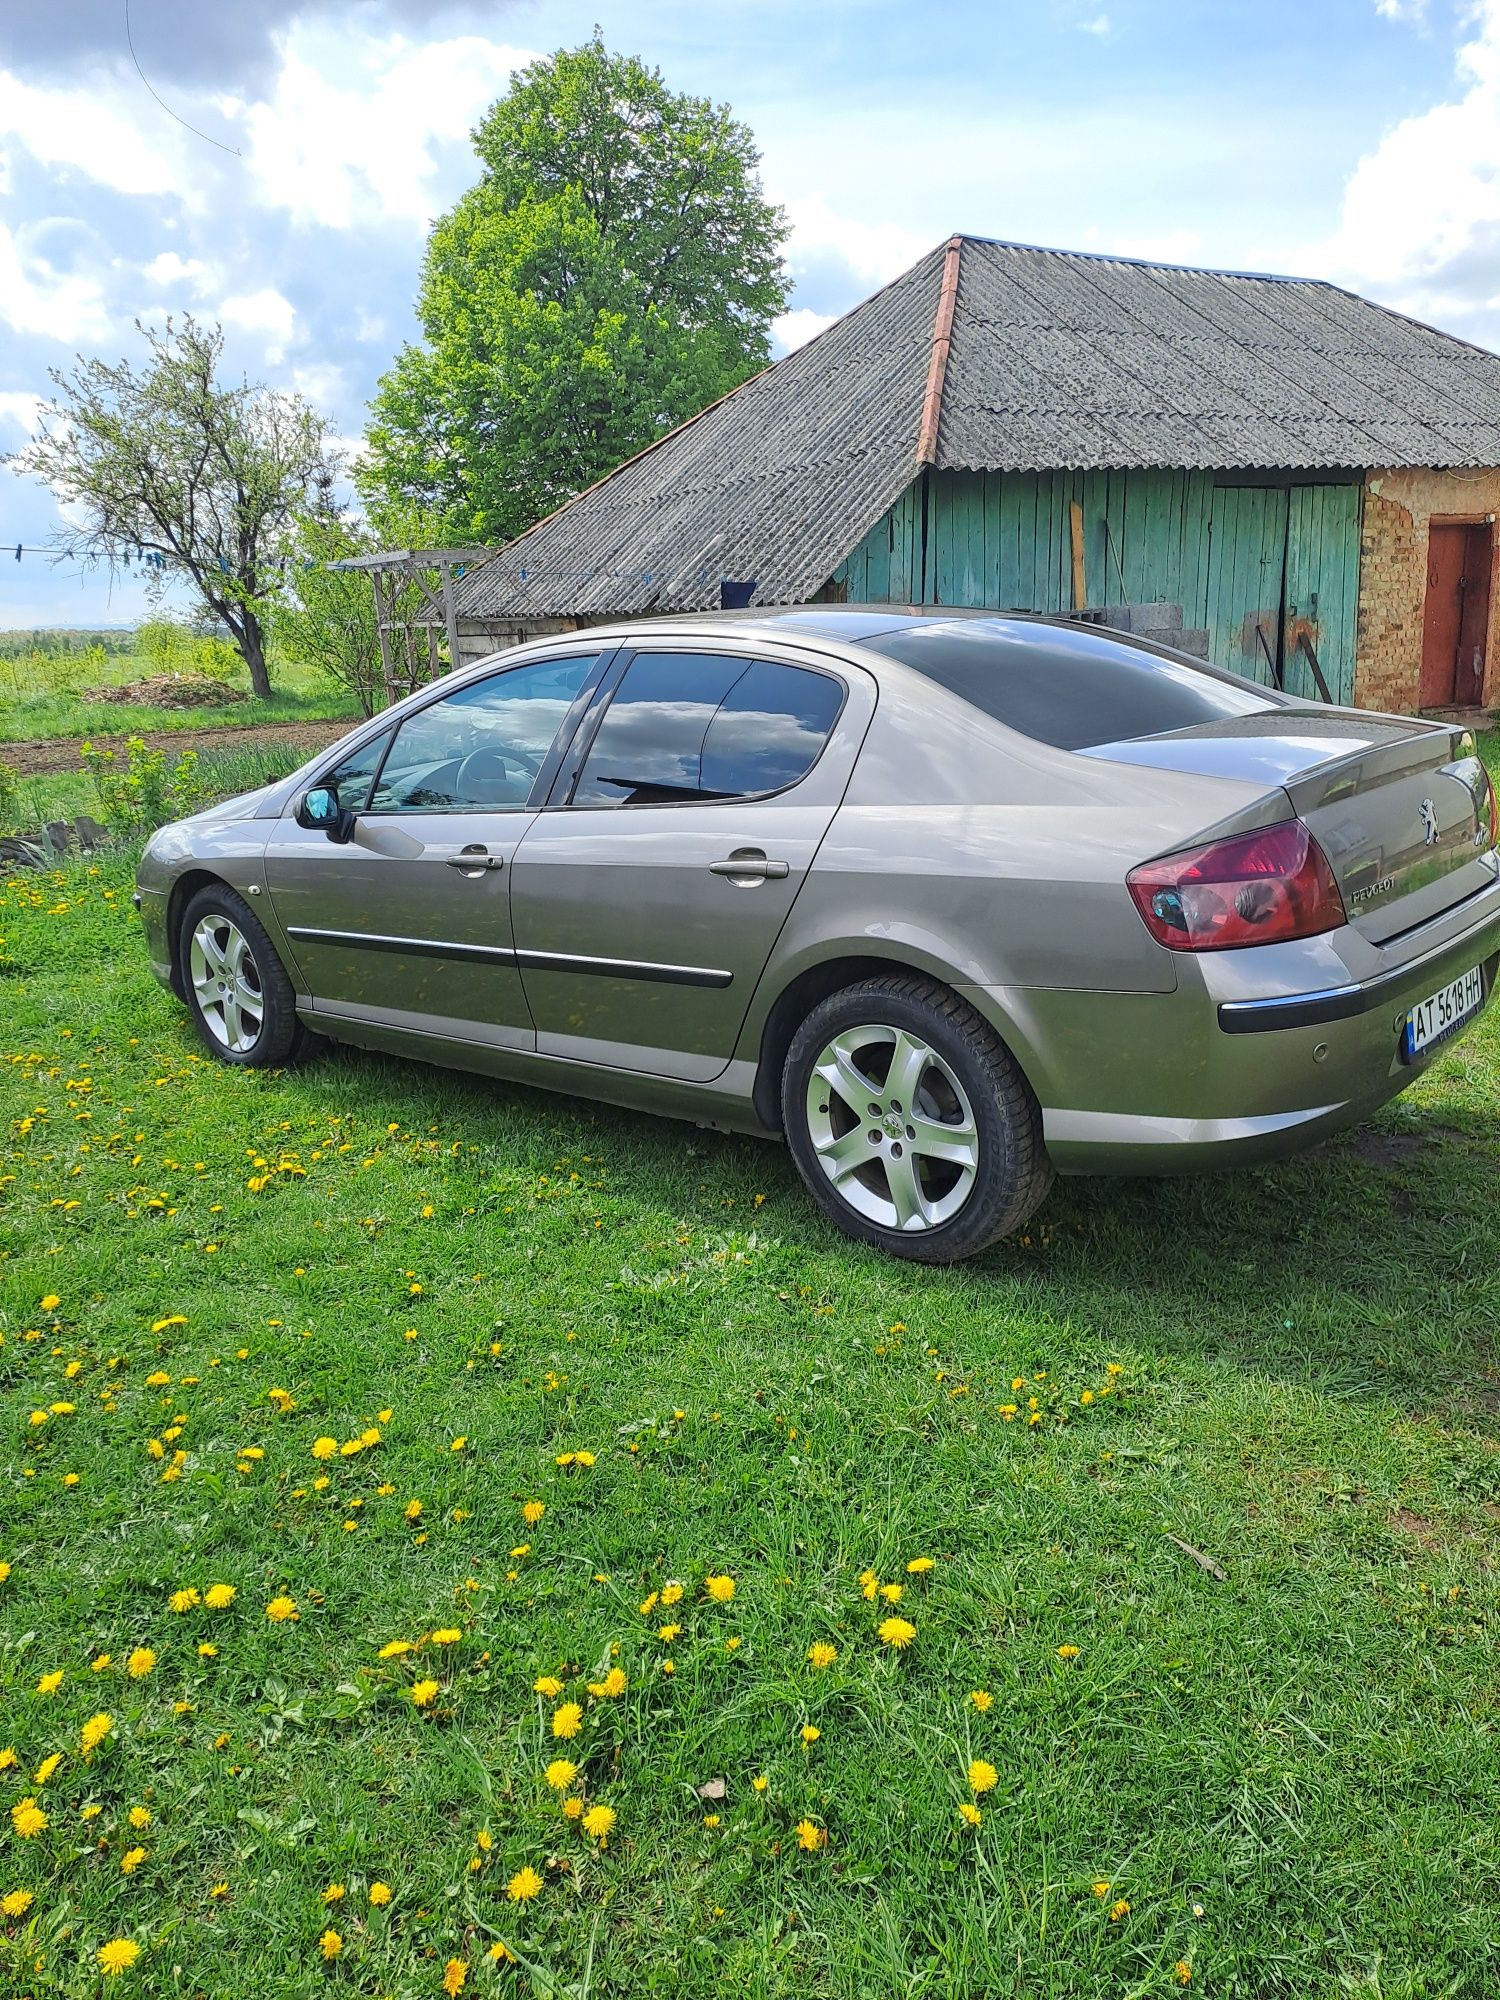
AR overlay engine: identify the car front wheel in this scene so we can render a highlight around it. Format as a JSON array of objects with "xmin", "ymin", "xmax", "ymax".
[
  {"xmin": 782, "ymin": 972, "xmax": 1053, "ymax": 1263},
  {"xmin": 178, "ymin": 883, "xmax": 306, "ymax": 1069}
]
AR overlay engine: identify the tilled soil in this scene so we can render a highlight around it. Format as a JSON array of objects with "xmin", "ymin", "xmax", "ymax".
[{"xmin": 3, "ymin": 718, "xmax": 353, "ymax": 776}]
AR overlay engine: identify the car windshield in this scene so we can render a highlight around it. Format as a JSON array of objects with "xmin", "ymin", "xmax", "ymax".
[{"xmin": 861, "ymin": 618, "xmax": 1278, "ymax": 751}]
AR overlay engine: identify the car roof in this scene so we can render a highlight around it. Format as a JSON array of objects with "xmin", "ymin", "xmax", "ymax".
[{"xmin": 566, "ymin": 603, "xmax": 1059, "ymax": 648}]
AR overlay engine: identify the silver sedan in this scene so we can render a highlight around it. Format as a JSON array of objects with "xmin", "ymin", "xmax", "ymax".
[{"xmin": 135, "ymin": 608, "xmax": 1500, "ymax": 1262}]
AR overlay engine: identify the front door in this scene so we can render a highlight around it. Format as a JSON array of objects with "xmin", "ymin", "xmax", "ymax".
[
  {"xmin": 1421, "ymin": 522, "xmax": 1492, "ymax": 708},
  {"xmin": 263, "ymin": 651, "xmax": 603, "ymax": 1047},
  {"xmin": 509, "ymin": 646, "xmax": 874, "ymax": 1081}
]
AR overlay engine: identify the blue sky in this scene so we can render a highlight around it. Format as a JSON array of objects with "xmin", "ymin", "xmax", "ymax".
[{"xmin": 0, "ymin": 0, "xmax": 1492, "ymax": 628}]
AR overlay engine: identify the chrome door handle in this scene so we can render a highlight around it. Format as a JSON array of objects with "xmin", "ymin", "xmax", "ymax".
[
  {"xmin": 709, "ymin": 851, "xmax": 789, "ymax": 881},
  {"xmin": 446, "ymin": 847, "xmax": 504, "ymax": 874}
]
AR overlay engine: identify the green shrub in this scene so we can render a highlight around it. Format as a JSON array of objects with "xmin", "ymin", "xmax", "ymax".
[
  {"xmin": 136, "ymin": 613, "xmax": 241, "ymax": 684},
  {"xmin": 80, "ymin": 734, "xmax": 209, "ymax": 835},
  {"xmin": 0, "ymin": 757, "xmax": 18, "ymax": 833}
]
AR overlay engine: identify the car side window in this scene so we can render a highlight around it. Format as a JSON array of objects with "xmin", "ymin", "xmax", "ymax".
[
  {"xmin": 320, "ymin": 729, "xmax": 392, "ymax": 812},
  {"xmin": 572, "ymin": 652, "xmax": 844, "ymax": 808},
  {"xmin": 368, "ymin": 655, "xmax": 597, "ymax": 813}
]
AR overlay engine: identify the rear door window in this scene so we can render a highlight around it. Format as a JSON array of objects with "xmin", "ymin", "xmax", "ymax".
[
  {"xmin": 862, "ymin": 619, "xmax": 1277, "ymax": 750},
  {"xmin": 572, "ymin": 651, "xmax": 844, "ymax": 807}
]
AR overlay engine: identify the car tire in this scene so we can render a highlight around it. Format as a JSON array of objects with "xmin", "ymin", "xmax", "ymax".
[
  {"xmin": 782, "ymin": 972, "xmax": 1053, "ymax": 1263},
  {"xmin": 177, "ymin": 882, "xmax": 308, "ymax": 1069}
]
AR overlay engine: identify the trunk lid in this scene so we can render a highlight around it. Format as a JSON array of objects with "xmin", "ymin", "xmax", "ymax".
[{"xmin": 1083, "ymin": 709, "xmax": 1496, "ymax": 942}]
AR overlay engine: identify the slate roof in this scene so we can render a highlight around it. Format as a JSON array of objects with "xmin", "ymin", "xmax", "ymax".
[{"xmin": 456, "ymin": 236, "xmax": 1500, "ymax": 620}]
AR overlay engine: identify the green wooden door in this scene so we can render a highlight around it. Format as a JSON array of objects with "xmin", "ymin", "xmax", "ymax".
[
  {"xmin": 1283, "ymin": 484, "xmax": 1360, "ymax": 705},
  {"xmin": 1205, "ymin": 486, "xmax": 1290, "ymax": 687}
]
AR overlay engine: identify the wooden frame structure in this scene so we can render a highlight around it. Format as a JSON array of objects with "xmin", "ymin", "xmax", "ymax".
[{"xmin": 327, "ymin": 547, "xmax": 490, "ymax": 705}]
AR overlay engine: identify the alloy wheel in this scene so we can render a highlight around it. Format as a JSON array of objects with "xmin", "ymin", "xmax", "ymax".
[
  {"xmin": 803, "ymin": 1023, "xmax": 979, "ymax": 1233},
  {"xmin": 188, "ymin": 913, "xmax": 265, "ymax": 1055}
]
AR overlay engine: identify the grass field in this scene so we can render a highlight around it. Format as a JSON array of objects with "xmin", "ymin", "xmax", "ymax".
[
  {"xmin": 0, "ymin": 649, "xmax": 357, "ymax": 747},
  {"xmin": 2, "ymin": 747, "xmax": 324, "ymax": 845},
  {"xmin": 2, "ymin": 806, "xmax": 1500, "ymax": 1994}
]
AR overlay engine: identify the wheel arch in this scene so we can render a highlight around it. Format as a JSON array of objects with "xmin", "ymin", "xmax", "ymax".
[
  {"xmin": 164, "ymin": 869, "xmax": 237, "ymax": 1000},
  {"xmin": 750, "ymin": 948, "xmax": 1038, "ymax": 1134}
]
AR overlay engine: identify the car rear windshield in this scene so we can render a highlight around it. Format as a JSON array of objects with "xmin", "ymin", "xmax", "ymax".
[{"xmin": 861, "ymin": 619, "xmax": 1277, "ymax": 751}]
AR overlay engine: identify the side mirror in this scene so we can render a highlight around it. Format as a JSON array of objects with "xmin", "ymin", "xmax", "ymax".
[{"xmin": 296, "ymin": 785, "xmax": 355, "ymax": 844}]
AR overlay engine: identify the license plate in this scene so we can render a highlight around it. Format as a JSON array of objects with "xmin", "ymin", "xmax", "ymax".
[{"xmin": 1403, "ymin": 963, "xmax": 1487, "ymax": 1060}]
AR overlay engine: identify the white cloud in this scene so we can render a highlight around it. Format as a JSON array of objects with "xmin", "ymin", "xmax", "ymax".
[
  {"xmin": 777, "ymin": 191, "xmax": 929, "ymax": 288},
  {"xmin": 1374, "ymin": 0, "xmax": 1429, "ymax": 20},
  {"xmin": 143, "ymin": 251, "xmax": 213, "ymax": 293},
  {"xmin": 0, "ymin": 390, "xmax": 43, "ymax": 436},
  {"xmin": 0, "ymin": 220, "xmax": 114, "ymax": 342},
  {"xmin": 771, "ymin": 307, "xmax": 838, "ymax": 354},
  {"xmin": 354, "ymin": 307, "xmax": 387, "ymax": 344},
  {"xmin": 290, "ymin": 359, "xmax": 348, "ymax": 411},
  {"xmin": 219, "ymin": 286, "xmax": 298, "ymax": 362},
  {"xmin": 236, "ymin": 25, "xmax": 537, "ymax": 229},
  {"xmin": 1305, "ymin": 0, "xmax": 1500, "ymax": 335},
  {"xmin": 1079, "ymin": 12, "xmax": 1112, "ymax": 35},
  {"xmin": 0, "ymin": 69, "xmax": 184, "ymax": 199}
]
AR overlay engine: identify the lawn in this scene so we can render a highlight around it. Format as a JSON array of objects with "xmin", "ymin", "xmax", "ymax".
[
  {"xmin": 2, "ymin": 829, "xmax": 1499, "ymax": 1996},
  {"xmin": 0, "ymin": 645, "xmax": 358, "ymax": 747}
]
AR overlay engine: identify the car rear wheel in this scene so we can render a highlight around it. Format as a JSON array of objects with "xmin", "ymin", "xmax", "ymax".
[
  {"xmin": 178, "ymin": 883, "xmax": 306, "ymax": 1069},
  {"xmin": 782, "ymin": 972, "xmax": 1053, "ymax": 1263}
]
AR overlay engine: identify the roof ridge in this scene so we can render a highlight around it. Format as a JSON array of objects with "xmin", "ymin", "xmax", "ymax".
[
  {"xmin": 953, "ymin": 233, "xmax": 1323, "ymax": 287},
  {"xmin": 916, "ymin": 235, "xmax": 963, "ymax": 466}
]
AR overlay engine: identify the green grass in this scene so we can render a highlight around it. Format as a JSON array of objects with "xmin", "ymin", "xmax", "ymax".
[
  {"xmin": 0, "ymin": 652, "xmax": 358, "ymax": 745},
  {"xmin": 2, "ymin": 820, "xmax": 1500, "ymax": 1995},
  {"xmin": 0, "ymin": 748, "xmax": 325, "ymax": 844}
]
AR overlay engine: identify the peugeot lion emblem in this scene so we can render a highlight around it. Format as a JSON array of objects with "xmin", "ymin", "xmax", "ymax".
[{"xmin": 1419, "ymin": 799, "xmax": 1439, "ymax": 846}]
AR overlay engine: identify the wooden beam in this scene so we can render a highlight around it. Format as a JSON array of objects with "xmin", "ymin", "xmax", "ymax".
[
  {"xmin": 1069, "ymin": 500, "xmax": 1087, "ymax": 610},
  {"xmin": 440, "ymin": 557, "xmax": 461, "ymax": 673},
  {"xmin": 916, "ymin": 236, "xmax": 963, "ymax": 467}
]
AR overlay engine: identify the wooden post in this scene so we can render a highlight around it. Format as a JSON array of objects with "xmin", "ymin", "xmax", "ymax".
[
  {"xmin": 372, "ymin": 571, "xmax": 397, "ymax": 708},
  {"xmin": 440, "ymin": 557, "xmax": 461, "ymax": 673},
  {"xmin": 1069, "ymin": 501, "xmax": 1087, "ymax": 610}
]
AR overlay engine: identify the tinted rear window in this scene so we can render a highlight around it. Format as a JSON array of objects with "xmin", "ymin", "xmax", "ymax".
[{"xmin": 862, "ymin": 619, "xmax": 1276, "ymax": 750}]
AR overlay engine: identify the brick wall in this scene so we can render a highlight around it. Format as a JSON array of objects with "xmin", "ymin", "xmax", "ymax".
[{"xmin": 1355, "ymin": 467, "xmax": 1500, "ymax": 712}]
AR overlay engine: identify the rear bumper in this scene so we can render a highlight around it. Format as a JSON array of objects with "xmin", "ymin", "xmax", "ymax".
[{"xmin": 971, "ymin": 871, "xmax": 1500, "ymax": 1176}]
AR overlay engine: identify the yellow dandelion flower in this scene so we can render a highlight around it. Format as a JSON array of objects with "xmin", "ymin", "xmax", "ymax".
[
  {"xmin": 98, "ymin": 1938, "xmax": 141, "ymax": 1976},
  {"xmin": 552, "ymin": 1702, "xmax": 582, "ymax": 1739},
  {"xmin": 657, "ymin": 1623, "xmax": 682, "ymax": 1642},
  {"xmin": 1092, "ymin": 1881, "xmax": 1112, "ymax": 1898},
  {"xmin": 795, "ymin": 1818, "xmax": 826, "ymax": 1851},
  {"xmin": 582, "ymin": 1803, "xmax": 616, "ymax": 1844},
  {"xmin": 35, "ymin": 1669, "xmax": 63, "ymax": 1696},
  {"xmin": 506, "ymin": 1865, "xmax": 543, "ymax": 1902},
  {"xmin": 806, "ymin": 1642, "xmax": 838, "ymax": 1669},
  {"xmin": 265, "ymin": 1596, "xmax": 297, "ymax": 1623},
  {"xmin": 968, "ymin": 1759, "xmax": 998, "ymax": 1795},
  {"xmin": 319, "ymin": 1928, "xmax": 343, "ymax": 1959},
  {"xmin": 800, "ymin": 1725, "xmax": 820, "ymax": 1745},
  {"xmin": 522, "ymin": 1500, "xmax": 545, "ymax": 1525},
  {"xmin": 488, "ymin": 1941, "xmax": 516, "ymax": 1964},
  {"xmin": 449, "ymin": 1436, "xmax": 467, "ymax": 1452},
  {"xmin": 11, "ymin": 1799, "xmax": 47, "ymax": 1838},
  {"xmin": 751, "ymin": 1774, "xmax": 768, "ymax": 1793},
  {"xmin": 906, "ymin": 1557, "xmax": 935, "ymax": 1574},
  {"xmin": 878, "ymin": 1617, "xmax": 916, "ymax": 1650},
  {"xmin": 169, "ymin": 1588, "xmax": 200, "ymax": 1614},
  {"xmin": 443, "ymin": 1960, "xmax": 468, "ymax": 1996},
  {"xmin": 1057, "ymin": 1644, "xmax": 1080, "ymax": 1660},
  {"xmin": 1109, "ymin": 1899, "xmax": 1131, "ymax": 1922},
  {"xmin": 39, "ymin": 1294, "xmax": 60, "ymax": 1312},
  {"xmin": 1175, "ymin": 1965, "xmax": 1192, "ymax": 1987},
  {"xmin": 958, "ymin": 1802, "xmax": 983, "ymax": 1828},
  {"xmin": 659, "ymin": 1582, "xmax": 684, "ymax": 1607},
  {"xmin": 410, "ymin": 1679, "xmax": 439, "ymax": 1708},
  {"xmin": 322, "ymin": 1883, "xmax": 345, "ymax": 1905},
  {"xmin": 80, "ymin": 1712, "xmax": 114, "ymax": 1755},
  {"xmin": 0, "ymin": 1749, "xmax": 14, "ymax": 1772},
  {"xmin": 2, "ymin": 1888, "xmax": 35, "ymax": 1917},
  {"xmin": 33, "ymin": 1753, "xmax": 63, "ymax": 1786},
  {"xmin": 404, "ymin": 1499, "xmax": 423, "ymax": 1522},
  {"xmin": 197, "ymin": 1643, "xmax": 218, "ymax": 1659},
  {"xmin": 431, "ymin": 1628, "xmax": 461, "ymax": 1646},
  {"xmin": 476, "ymin": 1829, "xmax": 492, "ymax": 1853},
  {"xmin": 704, "ymin": 1574, "xmax": 735, "ymax": 1603},
  {"xmin": 369, "ymin": 1881, "xmax": 392, "ymax": 1906},
  {"xmin": 532, "ymin": 1675, "xmax": 563, "ymax": 1698},
  {"xmin": 121, "ymin": 1846, "xmax": 146, "ymax": 1873},
  {"xmin": 210, "ymin": 1882, "xmax": 229, "ymax": 1898},
  {"xmin": 127, "ymin": 1805, "xmax": 150, "ymax": 1829},
  {"xmin": 879, "ymin": 1582, "xmax": 903, "ymax": 1604},
  {"xmin": 544, "ymin": 1759, "xmax": 577, "ymax": 1790},
  {"xmin": 204, "ymin": 1584, "xmax": 236, "ymax": 1610},
  {"xmin": 588, "ymin": 1666, "xmax": 626, "ymax": 1699},
  {"xmin": 970, "ymin": 1689, "xmax": 992, "ymax": 1712}
]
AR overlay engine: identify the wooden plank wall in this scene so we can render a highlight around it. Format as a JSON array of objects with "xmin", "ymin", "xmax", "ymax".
[{"xmin": 832, "ymin": 468, "xmax": 1361, "ymax": 703}]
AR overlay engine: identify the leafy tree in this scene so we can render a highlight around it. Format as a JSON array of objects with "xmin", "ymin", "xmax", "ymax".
[
  {"xmin": 7, "ymin": 320, "xmax": 335, "ymax": 699},
  {"xmin": 361, "ymin": 32, "xmax": 789, "ymax": 543},
  {"xmin": 273, "ymin": 501, "xmax": 385, "ymax": 718}
]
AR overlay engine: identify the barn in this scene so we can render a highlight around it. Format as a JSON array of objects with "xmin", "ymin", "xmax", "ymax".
[{"xmin": 452, "ymin": 235, "xmax": 1500, "ymax": 714}]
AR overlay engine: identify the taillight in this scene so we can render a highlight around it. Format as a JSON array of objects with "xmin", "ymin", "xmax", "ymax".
[{"xmin": 1127, "ymin": 820, "xmax": 1346, "ymax": 951}]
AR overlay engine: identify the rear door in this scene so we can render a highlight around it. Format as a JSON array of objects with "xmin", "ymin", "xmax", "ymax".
[
  {"xmin": 509, "ymin": 643, "xmax": 875, "ymax": 1081},
  {"xmin": 263, "ymin": 651, "xmax": 604, "ymax": 1048}
]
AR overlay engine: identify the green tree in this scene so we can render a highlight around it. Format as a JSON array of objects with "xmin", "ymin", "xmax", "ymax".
[
  {"xmin": 361, "ymin": 32, "xmax": 788, "ymax": 543},
  {"xmin": 7, "ymin": 320, "xmax": 335, "ymax": 699}
]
